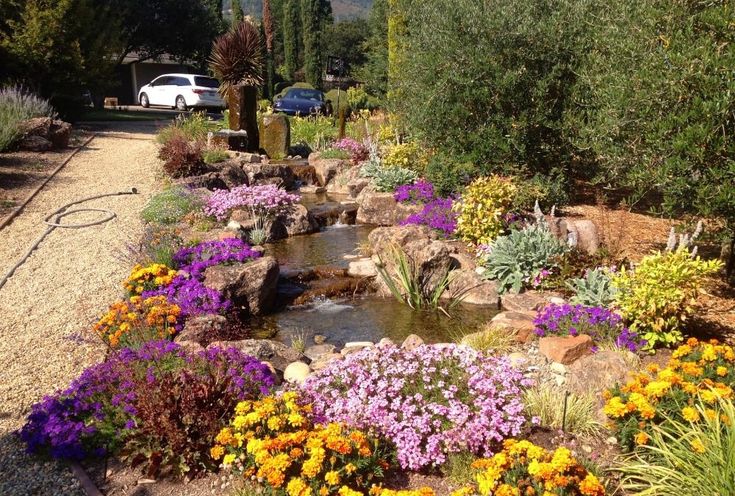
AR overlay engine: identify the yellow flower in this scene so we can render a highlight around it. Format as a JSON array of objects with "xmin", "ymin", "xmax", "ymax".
[
  {"xmin": 681, "ymin": 406, "xmax": 700, "ymax": 422},
  {"xmin": 223, "ymin": 453, "xmax": 236, "ymax": 466},
  {"xmin": 717, "ymin": 366, "xmax": 728, "ymax": 377},
  {"xmin": 690, "ymin": 437, "xmax": 706, "ymax": 454},
  {"xmin": 287, "ymin": 477, "xmax": 311, "ymax": 496},
  {"xmin": 324, "ymin": 471, "xmax": 340, "ymax": 486},
  {"xmin": 578, "ymin": 474, "xmax": 605, "ymax": 496},
  {"xmin": 210, "ymin": 445, "xmax": 225, "ymax": 460},
  {"xmin": 634, "ymin": 432, "xmax": 650, "ymax": 445}
]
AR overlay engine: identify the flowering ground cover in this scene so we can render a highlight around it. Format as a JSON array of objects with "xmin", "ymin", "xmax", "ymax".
[
  {"xmin": 300, "ymin": 344, "xmax": 531, "ymax": 470},
  {"xmin": 204, "ymin": 184, "xmax": 300, "ymax": 222}
]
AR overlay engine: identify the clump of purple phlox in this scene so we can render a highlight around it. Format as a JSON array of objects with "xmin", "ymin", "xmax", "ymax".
[
  {"xmin": 143, "ymin": 276, "xmax": 230, "ymax": 321},
  {"xmin": 204, "ymin": 184, "xmax": 300, "ymax": 222},
  {"xmin": 20, "ymin": 341, "xmax": 274, "ymax": 461},
  {"xmin": 173, "ymin": 238, "xmax": 261, "ymax": 278},
  {"xmin": 299, "ymin": 343, "xmax": 531, "ymax": 470},
  {"xmin": 534, "ymin": 303, "xmax": 645, "ymax": 352},
  {"xmin": 333, "ymin": 137, "xmax": 369, "ymax": 164},
  {"xmin": 394, "ymin": 180, "xmax": 435, "ymax": 204},
  {"xmin": 400, "ymin": 197, "xmax": 458, "ymax": 237}
]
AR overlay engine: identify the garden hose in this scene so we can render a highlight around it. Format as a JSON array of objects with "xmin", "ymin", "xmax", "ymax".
[{"xmin": 0, "ymin": 188, "xmax": 138, "ymax": 291}]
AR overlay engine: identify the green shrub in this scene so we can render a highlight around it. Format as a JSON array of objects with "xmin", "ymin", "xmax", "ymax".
[
  {"xmin": 319, "ymin": 148, "xmax": 350, "ymax": 160},
  {"xmin": 156, "ymin": 112, "xmax": 217, "ymax": 145},
  {"xmin": 324, "ymin": 89, "xmax": 350, "ymax": 116},
  {"xmin": 479, "ymin": 224, "xmax": 568, "ymax": 294},
  {"xmin": 617, "ymin": 398, "xmax": 735, "ymax": 496},
  {"xmin": 567, "ymin": 267, "xmax": 617, "ymax": 307},
  {"xmin": 0, "ymin": 86, "xmax": 56, "ymax": 151},
  {"xmin": 359, "ymin": 160, "xmax": 417, "ymax": 193},
  {"xmin": 454, "ymin": 176, "xmax": 516, "ymax": 245},
  {"xmin": 612, "ymin": 248, "xmax": 722, "ymax": 349},
  {"xmin": 346, "ymin": 86, "xmax": 379, "ymax": 112},
  {"xmin": 511, "ymin": 170, "xmax": 570, "ymax": 211},
  {"xmin": 382, "ymin": 140, "xmax": 429, "ymax": 173},
  {"xmin": 202, "ymin": 147, "xmax": 229, "ymax": 164},
  {"xmin": 289, "ymin": 115, "xmax": 336, "ymax": 151},
  {"xmin": 141, "ymin": 187, "xmax": 204, "ymax": 225},
  {"xmin": 424, "ymin": 154, "xmax": 479, "ymax": 197}
]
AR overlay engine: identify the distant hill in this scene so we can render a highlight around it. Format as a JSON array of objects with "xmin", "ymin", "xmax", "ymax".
[{"xmin": 224, "ymin": 0, "xmax": 372, "ymax": 20}]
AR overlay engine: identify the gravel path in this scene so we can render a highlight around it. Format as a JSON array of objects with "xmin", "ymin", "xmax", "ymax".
[{"xmin": 0, "ymin": 125, "xmax": 161, "ymax": 495}]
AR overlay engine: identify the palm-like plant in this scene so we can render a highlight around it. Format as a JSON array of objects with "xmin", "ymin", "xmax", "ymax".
[
  {"xmin": 209, "ymin": 20, "xmax": 264, "ymax": 151},
  {"xmin": 209, "ymin": 20, "xmax": 264, "ymax": 97}
]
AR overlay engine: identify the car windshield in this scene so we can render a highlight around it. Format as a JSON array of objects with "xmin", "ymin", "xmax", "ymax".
[
  {"xmin": 286, "ymin": 89, "xmax": 324, "ymax": 101},
  {"xmin": 194, "ymin": 77, "xmax": 220, "ymax": 88}
]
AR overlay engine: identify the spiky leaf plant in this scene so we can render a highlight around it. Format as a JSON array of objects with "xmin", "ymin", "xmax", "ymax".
[{"xmin": 209, "ymin": 20, "xmax": 265, "ymax": 98}]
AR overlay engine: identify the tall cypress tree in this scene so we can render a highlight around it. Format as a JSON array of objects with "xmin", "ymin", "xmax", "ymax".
[
  {"xmin": 300, "ymin": 0, "xmax": 330, "ymax": 88},
  {"xmin": 282, "ymin": 0, "xmax": 300, "ymax": 81},
  {"xmin": 231, "ymin": 0, "xmax": 244, "ymax": 25},
  {"xmin": 262, "ymin": 0, "xmax": 275, "ymax": 98}
]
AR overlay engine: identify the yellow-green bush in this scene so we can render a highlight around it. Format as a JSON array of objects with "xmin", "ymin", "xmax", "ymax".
[
  {"xmin": 612, "ymin": 249, "xmax": 722, "ymax": 349},
  {"xmin": 382, "ymin": 141, "xmax": 429, "ymax": 173},
  {"xmin": 454, "ymin": 176, "xmax": 516, "ymax": 245}
]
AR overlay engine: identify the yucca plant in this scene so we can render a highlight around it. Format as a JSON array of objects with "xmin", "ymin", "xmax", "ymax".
[{"xmin": 209, "ymin": 20, "xmax": 264, "ymax": 151}]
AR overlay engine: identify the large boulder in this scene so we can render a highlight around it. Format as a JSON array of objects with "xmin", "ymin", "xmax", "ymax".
[
  {"xmin": 567, "ymin": 350, "xmax": 634, "ymax": 397},
  {"xmin": 501, "ymin": 291, "xmax": 552, "ymax": 313},
  {"xmin": 207, "ymin": 339, "xmax": 307, "ymax": 373},
  {"xmin": 230, "ymin": 204, "xmax": 319, "ymax": 240},
  {"xmin": 568, "ymin": 220, "xmax": 600, "ymax": 255},
  {"xmin": 176, "ymin": 314, "xmax": 228, "ymax": 345},
  {"xmin": 444, "ymin": 269, "xmax": 499, "ymax": 306},
  {"xmin": 241, "ymin": 163, "xmax": 296, "ymax": 190},
  {"xmin": 308, "ymin": 152, "xmax": 351, "ymax": 186},
  {"xmin": 203, "ymin": 256, "xmax": 279, "ymax": 315},
  {"xmin": 369, "ymin": 225, "xmax": 452, "ymax": 293},
  {"xmin": 325, "ymin": 166, "xmax": 363, "ymax": 196},
  {"xmin": 174, "ymin": 171, "xmax": 231, "ymax": 191},
  {"xmin": 48, "ymin": 120, "xmax": 71, "ymax": 148},
  {"xmin": 18, "ymin": 135, "xmax": 52, "ymax": 152},
  {"xmin": 356, "ymin": 192, "xmax": 421, "ymax": 226},
  {"xmin": 259, "ymin": 114, "xmax": 290, "ymax": 159}
]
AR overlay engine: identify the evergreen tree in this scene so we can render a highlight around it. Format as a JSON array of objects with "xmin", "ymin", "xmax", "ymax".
[
  {"xmin": 232, "ymin": 0, "xmax": 244, "ymax": 25},
  {"xmin": 300, "ymin": 0, "xmax": 330, "ymax": 88},
  {"xmin": 282, "ymin": 0, "xmax": 300, "ymax": 81},
  {"xmin": 262, "ymin": 0, "xmax": 275, "ymax": 98},
  {"xmin": 356, "ymin": 0, "xmax": 387, "ymax": 97}
]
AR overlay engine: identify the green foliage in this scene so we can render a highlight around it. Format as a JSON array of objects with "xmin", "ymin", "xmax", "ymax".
[
  {"xmin": 282, "ymin": 0, "xmax": 301, "ymax": 81},
  {"xmin": 511, "ymin": 170, "xmax": 570, "ymax": 211},
  {"xmin": 612, "ymin": 249, "xmax": 723, "ymax": 349},
  {"xmin": 523, "ymin": 384, "xmax": 602, "ymax": 436},
  {"xmin": 202, "ymin": 147, "xmax": 229, "ymax": 164},
  {"xmin": 324, "ymin": 89, "xmax": 349, "ymax": 115},
  {"xmin": 424, "ymin": 153, "xmax": 479, "ymax": 197},
  {"xmin": 231, "ymin": 0, "xmax": 244, "ymax": 24},
  {"xmin": 156, "ymin": 112, "xmax": 217, "ymax": 145},
  {"xmin": 0, "ymin": 86, "xmax": 56, "ymax": 151},
  {"xmin": 375, "ymin": 245, "xmax": 459, "ymax": 313},
  {"xmin": 135, "ymin": 226, "xmax": 184, "ymax": 267},
  {"xmin": 300, "ymin": 0, "xmax": 331, "ymax": 88},
  {"xmin": 355, "ymin": 0, "xmax": 388, "ymax": 98},
  {"xmin": 321, "ymin": 19, "xmax": 369, "ymax": 76},
  {"xmin": 455, "ymin": 176, "xmax": 516, "ymax": 245},
  {"xmin": 480, "ymin": 224, "xmax": 569, "ymax": 294},
  {"xmin": 346, "ymin": 86, "xmax": 379, "ymax": 112},
  {"xmin": 289, "ymin": 114, "xmax": 335, "ymax": 150},
  {"xmin": 391, "ymin": 0, "xmax": 588, "ymax": 180},
  {"xmin": 319, "ymin": 148, "xmax": 350, "ymax": 160},
  {"xmin": 617, "ymin": 398, "xmax": 735, "ymax": 496},
  {"xmin": 141, "ymin": 187, "xmax": 204, "ymax": 225},
  {"xmin": 359, "ymin": 160, "xmax": 417, "ymax": 193},
  {"xmin": 567, "ymin": 267, "xmax": 617, "ymax": 307},
  {"xmin": 573, "ymin": 1, "xmax": 735, "ymax": 246}
]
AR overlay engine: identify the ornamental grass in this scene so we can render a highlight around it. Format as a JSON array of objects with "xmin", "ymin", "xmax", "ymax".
[{"xmin": 604, "ymin": 337, "xmax": 735, "ymax": 451}]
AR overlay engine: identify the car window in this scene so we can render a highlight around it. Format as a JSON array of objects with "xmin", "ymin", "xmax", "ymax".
[
  {"xmin": 194, "ymin": 76, "xmax": 220, "ymax": 88},
  {"xmin": 153, "ymin": 76, "xmax": 174, "ymax": 86},
  {"xmin": 150, "ymin": 76, "xmax": 165, "ymax": 86},
  {"xmin": 286, "ymin": 89, "xmax": 324, "ymax": 102},
  {"xmin": 173, "ymin": 77, "xmax": 191, "ymax": 86}
]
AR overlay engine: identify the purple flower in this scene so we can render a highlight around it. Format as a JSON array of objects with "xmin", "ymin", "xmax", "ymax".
[
  {"xmin": 20, "ymin": 341, "xmax": 274, "ymax": 461},
  {"xmin": 299, "ymin": 344, "xmax": 531, "ymax": 470},
  {"xmin": 394, "ymin": 180, "xmax": 435, "ymax": 204},
  {"xmin": 172, "ymin": 238, "xmax": 261, "ymax": 278},
  {"xmin": 533, "ymin": 303, "xmax": 645, "ymax": 352},
  {"xmin": 400, "ymin": 197, "xmax": 458, "ymax": 237}
]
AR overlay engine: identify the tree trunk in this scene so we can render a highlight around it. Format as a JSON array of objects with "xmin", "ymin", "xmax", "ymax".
[{"xmin": 228, "ymin": 84, "xmax": 260, "ymax": 153}]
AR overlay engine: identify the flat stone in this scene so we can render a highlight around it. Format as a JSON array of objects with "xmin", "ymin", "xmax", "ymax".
[
  {"xmin": 490, "ymin": 311, "xmax": 537, "ymax": 344},
  {"xmin": 208, "ymin": 339, "xmax": 307, "ymax": 373},
  {"xmin": 344, "ymin": 341, "xmax": 374, "ymax": 348},
  {"xmin": 177, "ymin": 314, "xmax": 228, "ymax": 345},
  {"xmin": 304, "ymin": 344, "xmax": 337, "ymax": 361},
  {"xmin": 310, "ymin": 353, "xmax": 342, "ymax": 372},
  {"xmin": 550, "ymin": 362, "xmax": 567, "ymax": 375},
  {"xmin": 539, "ymin": 335, "xmax": 594, "ymax": 365},
  {"xmin": 356, "ymin": 192, "xmax": 422, "ymax": 226},
  {"xmin": 284, "ymin": 362, "xmax": 310, "ymax": 384},
  {"xmin": 203, "ymin": 257, "xmax": 279, "ymax": 316},
  {"xmin": 401, "ymin": 334, "xmax": 424, "ymax": 351},
  {"xmin": 567, "ymin": 350, "xmax": 635, "ymax": 397},
  {"xmin": 501, "ymin": 291, "xmax": 549, "ymax": 313},
  {"xmin": 507, "ymin": 352, "xmax": 528, "ymax": 368},
  {"xmin": 378, "ymin": 338, "xmax": 395, "ymax": 347},
  {"xmin": 444, "ymin": 269, "xmax": 499, "ymax": 306},
  {"xmin": 313, "ymin": 334, "xmax": 327, "ymax": 345},
  {"xmin": 348, "ymin": 258, "xmax": 377, "ymax": 277}
]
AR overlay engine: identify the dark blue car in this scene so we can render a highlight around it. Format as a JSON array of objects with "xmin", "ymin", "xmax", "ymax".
[{"xmin": 273, "ymin": 88, "xmax": 330, "ymax": 116}]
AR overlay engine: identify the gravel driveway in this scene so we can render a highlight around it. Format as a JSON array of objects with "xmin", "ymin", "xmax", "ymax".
[{"xmin": 0, "ymin": 124, "xmax": 161, "ymax": 495}]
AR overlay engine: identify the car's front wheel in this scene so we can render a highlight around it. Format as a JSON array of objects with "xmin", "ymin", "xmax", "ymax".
[
  {"xmin": 175, "ymin": 95, "xmax": 187, "ymax": 111},
  {"xmin": 139, "ymin": 93, "xmax": 149, "ymax": 108}
]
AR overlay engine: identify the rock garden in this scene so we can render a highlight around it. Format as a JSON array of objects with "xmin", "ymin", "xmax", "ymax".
[{"xmin": 13, "ymin": 106, "xmax": 734, "ymax": 496}]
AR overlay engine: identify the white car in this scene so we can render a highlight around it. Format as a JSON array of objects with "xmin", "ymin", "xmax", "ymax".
[{"xmin": 138, "ymin": 74, "xmax": 225, "ymax": 111}]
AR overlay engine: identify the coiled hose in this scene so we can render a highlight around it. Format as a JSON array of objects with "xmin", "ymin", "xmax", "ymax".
[{"xmin": 0, "ymin": 188, "xmax": 138, "ymax": 291}]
